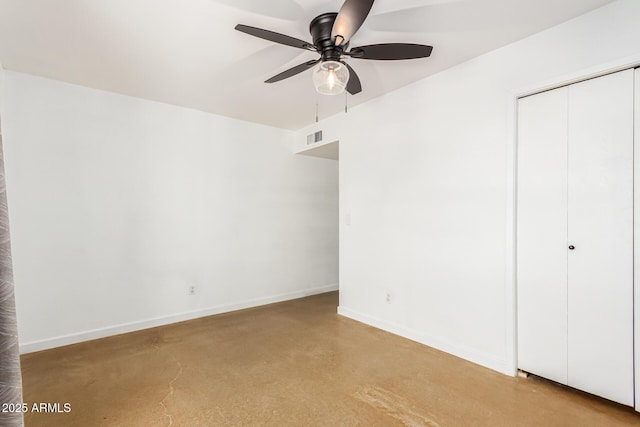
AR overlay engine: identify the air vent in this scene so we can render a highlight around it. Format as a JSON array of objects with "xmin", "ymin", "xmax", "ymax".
[{"xmin": 306, "ymin": 130, "xmax": 323, "ymax": 145}]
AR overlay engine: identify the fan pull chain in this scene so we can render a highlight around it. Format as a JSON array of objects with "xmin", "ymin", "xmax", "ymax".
[
  {"xmin": 315, "ymin": 93, "xmax": 319, "ymax": 123},
  {"xmin": 345, "ymin": 92, "xmax": 348, "ymax": 114}
]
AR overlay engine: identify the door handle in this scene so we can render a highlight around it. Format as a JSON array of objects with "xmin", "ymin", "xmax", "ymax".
[{"xmin": 568, "ymin": 245, "xmax": 575, "ymax": 250}]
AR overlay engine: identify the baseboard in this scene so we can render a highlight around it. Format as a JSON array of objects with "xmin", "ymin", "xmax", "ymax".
[
  {"xmin": 337, "ymin": 305, "xmax": 512, "ymax": 376},
  {"xmin": 19, "ymin": 284, "xmax": 339, "ymax": 354}
]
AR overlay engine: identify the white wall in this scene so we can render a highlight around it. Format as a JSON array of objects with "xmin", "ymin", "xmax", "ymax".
[
  {"xmin": 0, "ymin": 62, "xmax": 3, "ymax": 106},
  {"xmin": 3, "ymin": 72, "xmax": 339, "ymax": 353},
  {"xmin": 0, "ymin": 62, "xmax": 4, "ymax": 133},
  {"xmin": 297, "ymin": 0, "xmax": 640, "ymax": 375}
]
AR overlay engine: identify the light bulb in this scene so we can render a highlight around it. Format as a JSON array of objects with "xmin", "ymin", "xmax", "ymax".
[
  {"xmin": 327, "ymin": 68, "xmax": 336, "ymax": 89},
  {"xmin": 312, "ymin": 61, "xmax": 349, "ymax": 96}
]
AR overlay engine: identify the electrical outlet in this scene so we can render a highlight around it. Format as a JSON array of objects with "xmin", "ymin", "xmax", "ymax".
[
  {"xmin": 189, "ymin": 285, "xmax": 196, "ymax": 295},
  {"xmin": 385, "ymin": 292, "xmax": 392, "ymax": 304}
]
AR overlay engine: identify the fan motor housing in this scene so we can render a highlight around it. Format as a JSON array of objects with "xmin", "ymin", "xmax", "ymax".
[{"xmin": 310, "ymin": 12, "xmax": 346, "ymax": 62}]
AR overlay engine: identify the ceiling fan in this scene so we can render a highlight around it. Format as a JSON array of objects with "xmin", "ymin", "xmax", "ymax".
[{"xmin": 235, "ymin": 0, "xmax": 433, "ymax": 96}]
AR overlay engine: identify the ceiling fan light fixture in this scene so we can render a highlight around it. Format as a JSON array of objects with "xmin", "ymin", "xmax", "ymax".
[
  {"xmin": 312, "ymin": 61, "xmax": 349, "ymax": 96},
  {"xmin": 235, "ymin": 0, "xmax": 433, "ymax": 98}
]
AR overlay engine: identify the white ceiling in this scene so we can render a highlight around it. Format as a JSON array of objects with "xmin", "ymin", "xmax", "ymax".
[{"xmin": 0, "ymin": 0, "xmax": 617, "ymax": 130}]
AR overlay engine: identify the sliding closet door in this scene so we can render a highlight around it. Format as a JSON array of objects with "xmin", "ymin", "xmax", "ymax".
[
  {"xmin": 567, "ymin": 70, "xmax": 635, "ymax": 406},
  {"xmin": 517, "ymin": 87, "xmax": 568, "ymax": 385}
]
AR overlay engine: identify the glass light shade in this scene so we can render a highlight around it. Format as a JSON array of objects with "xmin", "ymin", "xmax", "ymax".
[{"xmin": 312, "ymin": 61, "xmax": 349, "ymax": 95}]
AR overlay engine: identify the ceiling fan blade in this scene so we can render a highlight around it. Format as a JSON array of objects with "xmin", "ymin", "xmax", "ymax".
[
  {"xmin": 331, "ymin": 0, "xmax": 375, "ymax": 46},
  {"xmin": 235, "ymin": 24, "xmax": 315, "ymax": 51},
  {"xmin": 348, "ymin": 43, "xmax": 433, "ymax": 60},
  {"xmin": 342, "ymin": 62, "xmax": 362, "ymax": 95},
  {"xmin": 265, "ymin": 60, "xmax": 320, "ymax": 83}
]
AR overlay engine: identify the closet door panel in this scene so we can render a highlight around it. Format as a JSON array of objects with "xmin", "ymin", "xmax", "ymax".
[
  {"xmin": 517, "ymin": 87, "xmax": 568, "ymax": 384},
  {"xmin": 567, "ymin": 69, "xmax": 634, "ymax": 406}
]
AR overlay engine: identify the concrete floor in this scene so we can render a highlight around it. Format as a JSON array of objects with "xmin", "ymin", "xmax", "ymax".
[{"xmin": 20, "ymin": 292, "xmax": 640, "ymax": 426}]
